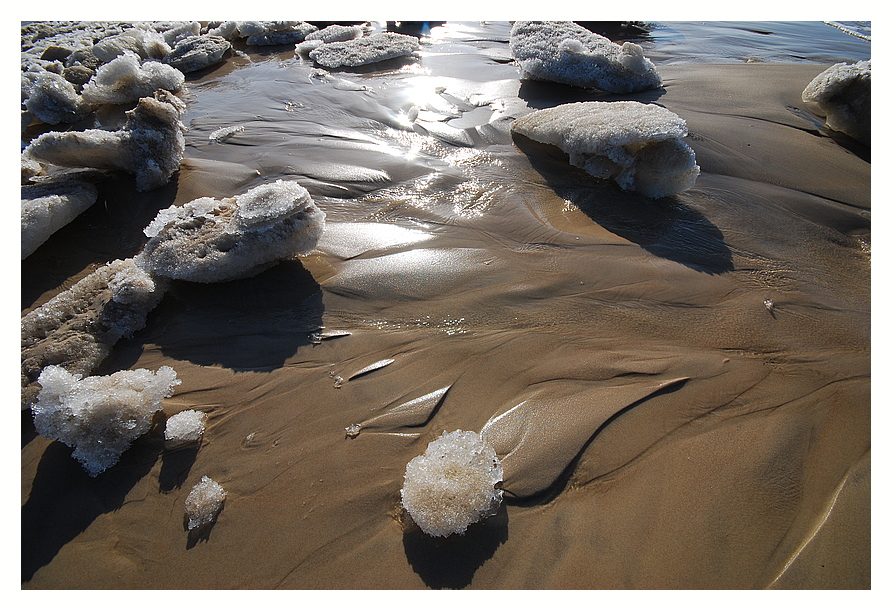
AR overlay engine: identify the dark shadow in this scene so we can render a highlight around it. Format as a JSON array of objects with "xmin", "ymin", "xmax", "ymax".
[
  {"xmin": 325, "ymin": 54, "xmax": 422, "ymax": 75},
  {"xmin": 512, "ymin": 133, "xmax": 734, "ymax": 274},
  {"xmin": 159, "ymin": 445, "xmax": 200, "ymax": 492},
  {"xmin": 184, "ymin": 506, "xmax": 224, "ymax": 549},
  {"xmin": 386, "ymin": 21, "xmax": 446, "ymax": 37},
  {"xmin": 22, "ymin": 410, "xmax": 39, "ymax": 449},
  {"xmin": 21, "ymin": 431, "xmax": 162, "ymax": 583},
  {"xmin": 517, "ymin": 78, "xmax": 666, "ymax": 110},
  {"xmin": 402, "ymin": 503, "xmax": 508, "ymax": 589},
  {"xmin": 574, "ymin": 21, "xmax": 654, "ymax": 42}
]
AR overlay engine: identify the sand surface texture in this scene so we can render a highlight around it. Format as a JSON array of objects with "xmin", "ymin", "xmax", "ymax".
[{"xmin": 21, "ymin": 22, "xmax": 870, "ymax": 589}]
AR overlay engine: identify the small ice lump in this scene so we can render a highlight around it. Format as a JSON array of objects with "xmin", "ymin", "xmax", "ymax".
[
  {"xmin": 308, "ymin": 32, "xmax": 419, "ymax": 68},
  {"xmin": 802, "ymin": 60, "xmax": 871, "ymax": 145},
  {"xmin": 400, "ymin": 430, "xmax": 503, "ymax": 537},
  {"xmin": 165, "ymin": 409, "xmax": 208, "ymax": 449},
  {"xmin": 185, "ymin": 476, "xmax": 227, "ymax": 530}
]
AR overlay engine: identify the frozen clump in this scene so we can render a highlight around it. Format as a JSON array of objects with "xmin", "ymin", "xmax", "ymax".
[
  {"xmin": 81, "ymin": 51, "xmax": 184, "ymax": 105},
  {"xmin": 136, "ymin": 179, "xmax": 326, "ymax": 283},
  {"xmin": 243, "ymin": 21, "xmax": 317, "ymax": 46},
  {"xmin": 205, "ymin": 21, "xmax": 240, "ymax": 40},
  {"xmin": 400, "ymin": 430, "xmax": 503, "ymax": 537},
  {"xmin": 21, "ymin": 178, "xmax": 98, "ymax": 258},
  {"xmin": 165, "ymin": 409, "xmax": 208, "ymax": 450},
  {"xmin": 511, "ymin": 101, "xmax": 700, "ymax": 198},
  {"xmin": 141, "ymin": 21, "xmax": 201, "ymax": 46},
  {"xmin": 208, "ymin": 124, "xmax": 245, "ymax": 142},
  {"xmin": 163, "ymin": 35, "xmax": 231, "ymax": 73},
  {"xmin": 309, "ymin": 32, "xmax": 419, "ymax": 68},
  {"xmin": 24, "ymin": 71, "xmax": 90, "ymax": 124},
  {"xmin": 24, "ymin": 89, "xmax": 186, "ymax": 191},
  {"xmin": 185, "ymin": 476, "xmax": 227, "ymax": 530},
  {"xmin": 802, "ymin": 60, "xmax": 871, "ymax": 145},
  {"xmin": 32, "ymin": 365, "xmax": 181, "ymax": 476},
  {"xmin": 509, "ymin": 21, "xmax": 662, "ymax": 94},
  {"xmin": 305, "ymin": 24, "xmax": 364, "ymax": 44},
  {"xmin": 87, "ymin": 27, "xmax": 171, "ymax": 64}
]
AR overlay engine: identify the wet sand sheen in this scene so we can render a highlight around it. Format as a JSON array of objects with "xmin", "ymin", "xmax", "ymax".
[{"xmin": 21, "ymin": 26, "xmax": 869, "ymax": 589}]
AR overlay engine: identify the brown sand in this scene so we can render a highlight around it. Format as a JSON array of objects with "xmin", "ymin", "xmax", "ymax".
[{"xmin": 21, "ymin": 40, "xmax": 869, "ymax": 589}]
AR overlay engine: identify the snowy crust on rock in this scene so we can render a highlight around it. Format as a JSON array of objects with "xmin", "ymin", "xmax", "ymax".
[
  {"xmin": 81, "ymin": 50, "xmax": 184, "ymax": 105},
  {"xmin": 511, "ymin": 101, "xmax": 700, "ymax": 198},
  {"xmin": 165, "ymin": 409, "xmax": 208, "ymax": 449},
  {"xmin": 802, "ymin": 60, "xmax": 871, "ymax": 145},
  {"xmin": 400, "ymin": 430, "xmax": 503, "ymax": 537},
  {"xmin": 21, "ymin": 179, "xmax": 98, "ymax": 258},
  {"xmin": 162, "ymin": 35, "xmax": 231, "ymax": 73},
  {"xmin": 32, "ymin": 365, "xmax": 180, "ymax": 476},
  {"xmin": 136, "ymin": 179, "xmax": 326, "ymax": 283},
  {"xmin": 509, "ymin": 21, "xmax": 662, "ymax": 94},
  {"xmin": 185, "ymin": 476, "xmax": 227, "ymax": 530},
  {"xmin": 308, "ymin": 32, "xmax": 419, "ymax": 68}
]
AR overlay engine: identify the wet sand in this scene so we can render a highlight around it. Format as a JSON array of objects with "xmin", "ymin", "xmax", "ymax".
[{"xmin": 21, "ymin": 27, "xmax": 870, "ymax": 589}]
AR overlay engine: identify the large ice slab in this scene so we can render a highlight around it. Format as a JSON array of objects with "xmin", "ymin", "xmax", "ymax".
[
  {"xmin": 81, "ymin": 50, "xmax": 184, "ymax": 105},
  {"xmin": 21, "ymin": 178, "xmax": 98, "ymax": 258},
  {"xmin": 162, "ymin": 35, "xmax": 231, "ymax": 73},
  {"xmin": 802, "ymin": 60, "xmax": 871, "ymax": 145},
  {"xmin": 309, "ymin": 32, "xmax": 419, "ymax": 68}
]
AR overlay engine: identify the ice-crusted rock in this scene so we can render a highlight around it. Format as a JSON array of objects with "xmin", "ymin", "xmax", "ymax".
[
  {"xmin": 243, "ymin": 21, "xmax": 318, "ymax": 46},
  {"xmin": 85, "ymin": 27, "xmax": 171, "ymax": 65},
  {"xmin": 511, "ymin": 101, "xmax": 700, "ymax": 198},
  {"xmin": 509, "ymin": 21, "xmax": 662, "ymax": 94},
  {"xmin": 32, "ymin": 365, "xmax": 181, "ymax": 476},
  {"xmin": 140, "ymin": 21, "xmax": 201, "ymax": 46},
  {"xmin": 21, "ymin": 258, "xmax": 169, "ymax": 410},
  {"xmin": 305, "ymin": 24, "xmax": 364, "ymax": 44},
  {"xmin": 185, "ymin": 476, "xmax": 227, "ymax": 530},
  {"xmin": 802, "ymin": 60, "xmax": 871, "ymax": 145},
  {"xmin": 24, "ymin": 71, "xmax": 90, "ymax": 124},
  {"xmin": 309, "ymin": 32, "xmax": 419, "ymax": 68},
  {"xmin": 136, "ymin": 179, "xmax": 326, "ymax": 283},
  {"xmin": 163, "ymin": 35, "xmax": 231, "ymax": 73},
  {"xmin": 81, "ymin": 51, "xmax": 184, "ymax": 105},
  {"xmin": 400, "ymin": 430, "xmax": 503, "ymax": 537},
  {"xmin": 24, "ymin": 89, "xmax": 186, "ymax": 191},
  {"xmin": 21, "ymin": 178, "xmax": 98, "ymax": 258},
  {"xmin": 165, "ymin": 409, "xmax": 208, "ymax": 450}
]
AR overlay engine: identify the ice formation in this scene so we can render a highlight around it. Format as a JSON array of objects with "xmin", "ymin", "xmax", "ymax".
[
  {"xmin": 21, "ymin": 178, "xmax": 98, "ymax": 258},
  {"xmin": 32, "ymin": 365, "xmax": 181, "ymax": 476},
  {"xmin": 81, "ymin": 51, "xmax": 184, "ymax": 105},
  {"xmin": 24, "ymin": 71, "xmax": 90, "ymax": 124},
  {"xmin": 509, "ymin": 21, "xmax": 662, "ymax": 94},
  {"xmin": 165, "ymin": 409, "xmax": 208, "ymax": 450},
  {"xmin": 83, "ymin": 27, "xmax": 171, "ymax": 65},
  {"xmin": 511, "ymin": 101, "xmax": 700, "ymax": 198},
  {"xmin": 24, "ymin": 89, "xmax": 186, "ymax": 191},
  {"xmin": 400, "ymin": 430, "xmax": 503, "ymax": 537},
  {"xmin": 308, "ymin": 32, "xmax": 419, "ymax": 68},
  {"xmin": 240, "ymin": 21, "xmax": 318, "ymax": 46},
  {"xmin": 305, "ymin": 24, "xmax": 364, "ymax": 44},
  {"xmin": 21, "ymin": 258, "xmax": 168, "ymax": 410},
  {"xmin": 208, "ymin": 124, "xmax": 245, "ymax": 142},
  {"xmin": 136, "ymin": 179, "xmax": 326, "ymax": 283},
  {"xmin": 802, "ymin": 60, "xmax": 871, "ymax": 145},
  {"xmin": 185, "ymin": 476, "xmax": 227, "ymax": 530},
  {"xmin": 163, "ymin": 35, "xmax": 231, "ymax": 73}
]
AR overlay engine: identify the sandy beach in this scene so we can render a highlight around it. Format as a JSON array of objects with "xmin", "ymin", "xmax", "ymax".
[{"xmin": 21, "ymin": 21, "xmax": 870, "ymax": 589}]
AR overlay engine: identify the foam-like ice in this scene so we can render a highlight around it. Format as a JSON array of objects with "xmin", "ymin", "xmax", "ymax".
[
  {"xmin": 21, "ymin": 178, "xmax": 98, "ymax": 258},
  {"xmin": 24, "ymin": 71, "xmax": 90, "ymax": 124},
  {"xmin": 81, "ymin": 51, "xmax": 184, "ymax": 105},
  {"xmin": 208, "ymin": 124, "xmax": 245, "ymax": 142},
  {"xmin": 400, "ymin": 430, "xmax": 503, "ymax": 537},
  {"xmin": 802, "ymin": 60, "xmax": 871, "ymax": 145},
  {"xmin": 165, "ymin": 409, "xmax": 208, "ymax": 450},
  {"xmin": 185, "ymin": 476, "xmax": 227, "ymax": 530},
  {"xmin": 136, "ymin": 179, "xmax": 326, "ymax": 283},
  {"xmin": 87, "ymin": 27, "xmax": 171, "ymax": 64},
  {"xmin": 32, "ymin": 365, "xmax": 180, "ymax": 476},
  {"xmin": 305, "ymin": 25, "xmax": 364, "ymax": 44},
  {"xmin": 309, "ymin": 32, "xmax": 419, "ymax": 68},
  {"xmin": 163, "ymin": 35, "xmax": 231, "ymax": 73},
  {"xmin": 509, "ymin": 21, "xmax": 662, "ymax": 94},
  {"xmin": 512, "ymin": 101, "xmax": 700, "ymax": 198},
  {"xmin": 24, "ymin": 89, "xmax": 186, "ymax": 191}
]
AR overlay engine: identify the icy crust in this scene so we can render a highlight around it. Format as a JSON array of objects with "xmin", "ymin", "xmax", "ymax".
[
  {"xmin": 137, "ymin": 180, "xmax": 326, "ymax": 283},
  {"xmin": 81, "ymin": 51, "xmax": 184, "ymax": 105},
  {"xmin": 512, "ymin": 101, "xmax": 700, "ymax": 198},
  {"xmin": 163, "ymin": 35, "xmax": 231, "ymax": 73},
  {"xmin": 21, "ymin": 179, "xmax": 98, "ymax": 259},
  {"xmin": 400, "ymin": 430, "xmax": 503, "ymax": 537},
  {"xmin": 305, "ymin": 25, "xmax": 365, "ymax": 44},
  {"xmin": 24, "ymin": 71, "xmax": 90, "ymax": 125},
  {"xmin": 309, "ymin": 32, "xmax": 420, "ymax": 68},
  {"xmin": 185, "ymin": 476, "xmax": 227, "ymax": 530},
  {"xmin": 509, "ymin": 21, "xmax": 662, "ymax": 94},
  {"xmin": 21, "ymin": 258, "xmax": 168, "ymax": 410},
  {"xmin": 205, "ymin": 20, "xmax": 318, "ymax": 45},
  {"xmin": 802, "ymin": 60, "xmax": 871, "ymax": 145},
  {"xmin": 32, "ymin": 365, "xmax": 180, "ymax": 476},
  {"xmin": 24, "ymin": 89, "xmax": 186, "ymax": 192},
  {"xmin": 165, "ymin": 409, "xmax": 208, "ymax": 450}
]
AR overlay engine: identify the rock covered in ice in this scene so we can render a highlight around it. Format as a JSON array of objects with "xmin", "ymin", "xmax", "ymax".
[
  {"xmin": 305, "ymin": 24, "xmax": 364, "ymax": 44},
  {"xmin": 162, "ymin": 35, "xmax": 231, "ymax": 73},
  {"xmin": 24, "ymin": 89, "xmax": 186, "ymax": 191},
  {"xmin": 309, "ymin": 32, "xmax": 419, "ymax": 68},
  {"xmin": 136, "ymin": 179, "xmax": 326, "ymax": 283},
  {"xmin": 802, "ymin": 60, "xmax": 871, "ymax": 145},
  {"xmin": 141, "ymin": 21, "xmax": 201, "ymax": 46},
  {"xmin": 81, "ymin": 51, "xmax": 184, "ymax": 105},
  {"xmin": 24, "ymin": 71, "xmax": 90, "ymax": 124},
  {"xmin": 512, "ymin": 101, "xmax": 700, "ymax": 198},
  {"xmin": 400, "ymin": 430, "xmax": 503, "ymax": 537},
  {"xmin": 185, "ymin": 476, "xmax": 227, "ymax": 530},
  {"xmin": 85, "ymin": 27, "xmax": 171, "ymax": 65},
  {"xmin": 32, "ymin": 365, "xmax": 180, "ymax": 476},
  {"xmin": 165, "ymin": 409, "xmax": 208, "ymax": 450},
  {"xmin": 21, "ymin": 178, "xmax": 98, "ymax": 258},
  {"xmin": 244, "ymin": 21, "xmax": 317, "ymax": 46},
  {"xmin": 509, "ymin": 21, "xmax": 662, "ymax": 94}
]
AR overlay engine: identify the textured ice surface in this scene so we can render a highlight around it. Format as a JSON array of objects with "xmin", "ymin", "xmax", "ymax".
[
  {"xmin": 305, "ymin": 25, "xmax": 364, "ymax": 43},
  {"xmin": 243, "ymin": 21, "xmax": 317, "ymax": 46},
  {"xmin": 24, "ymin": 89, "xmax": 186, "ymax": 191},
  {"xmin": 21, "ymin": 179, "xmax": 98, "ymax": 258},
  {"xmin": 32, "ymin": 365, "xmax": 180, "ymax": 476},
  {"xmin": 509, "ymin": 21, "xmax": 661, "ymax": 93},
  {"xmin": 87, "ymin": 27, "xmax": 171, "ymax": 64},
  {"xmin": 400, "ymin": 430, "xmax": 503, "ymax": 537},
  {"xmin": 137, "ymin": 179, "xmax": 325, "ymax": 283},
  {"xmin": 165, "ymin": 409, "xmax": 208, "ymax": 449},
  {"xmin": 163, "ymin": 35, "xmax": 231, "ymax": 73},
  {"xmin": 24, "ymin": 71, "xmax": 90, "ymax": 124},
  {"xmin": 309, "ymin": 32, "xmax": 419, "ymax": 68},
  {"xmin": 81, "ymin": 51, "xmax": 184, "ymax": 105},
  {"xmin": 512, "ymin": 101, "xmax": 700, "ymax": 198},
  {"xmin": 185, "ymin": 476, "xmax": 227, "ymax": 530},
  {"xmin": 802, "ymin": 60, "xmax": 871, "ymax": 145},
  {"xmin": 208, "ymin": 124, "xmax": 245, "ymax": 142}
]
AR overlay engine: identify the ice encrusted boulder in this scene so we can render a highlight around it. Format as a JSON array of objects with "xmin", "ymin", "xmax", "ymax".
[
  {"xmin": 21, "ymin": 178, "xmax": 98, "ymax": 258},
  {"xmin": 162, "ymin": 35, "xmax": 231, "ymax": 73},
  {"xmin": 81, "ymin": 51, "xmax": 184, "ymax": 105},
  {"xmin": 24, "ymin": 89, "xmax": 186, "ymax": 191},
  {"xmin": 305, "ymin": 24, "xmax": 364, "ymax": 43},
  {"xmin": 24, "ymin": 71, "xmax": 91, "ymax": 124},
  {"xmin": 83, "ymin": 27, "xmax": 171, "ymax": 65},
  {"xmin": 32, "ymin": 365, "xmax": 180, "ymax": 476},
  {"xmin": 136, "ymin": 179, "xmax": 326, "ymax": 283},
  {"xmin": 802, "ymin": 60, "xmax": 871, "ymax": 145},
  {"xmin": 242, "ymin": 21, "xmax": 318, "ymax": 46},
  {"xmin": 185, "ymin": 476, "xmax": 227, "ymax": 530},
  {"xmin": 512, "ymin": 101, "xmax": 700, "ymax": 198},
  {"xmin": 309, "ymin": 32, "xmax": 419, "ymax": 68},
  {"xmin": 400, "ymin": 430, "xmax": 503, "ymax": 537},
  {"xmin": 509, "ymin": 21, "xmax": 661, "ymax": 94},
  {"xmin": 165, "ymin": 409, "xmax": 208, "ymax": 450}
]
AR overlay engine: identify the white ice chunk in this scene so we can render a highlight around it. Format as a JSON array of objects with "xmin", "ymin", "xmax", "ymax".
[
  {"xmin": 511, "ymin": 101, "xmax": 700, "ymax": 198},
  {"xmin": 309, "ymin": 32, "xmax": 419, "ymax": 68},
  {"xmin": 509, "ymin": 21, "xmax": 661, "ymax": 94},
  {"xmin": 32, "ymin": 365, "xmax": 181, "ymax": 476},
  {"xmin": 185, "ymin": 476, "xmax": 227, "ymax": 530},
  {"xmin": 89, "ymin": 27, "xmax": 171, "ymax": 64},
  {"xmin": 163, "ymin": 35, "xmax": 231, "ymax": 73},
  {"xmin": 81, "ymin": 51, "xmax": 184, "ymax": 105},
  {"xmin": 802, "ymin": 60, "xmax": 871, "ymax": 145},
  {"xmin": 242, "ymin": 21, "xmax": 317, "ymax": 46},
  {"xmin": 24, "ymin": 71, "xmax": 90, "ymax": 124},
  {"xmin": 305, "ymin": 25, "xmax": 364, "ymax": 43},
  {"xmin": 21, "ymin": 179, "xmax": 98, "ymax": 258},
  {"xmin": 400, "ymin": 430, "xmax": 503, "ymax": 537},
  {"xmin": 165, "ymin": 409, "xmax": 208, "ymax": 450},
  {"xmin": 208, "ymin": 124, "xmax": 245, "ymax": 142}
]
